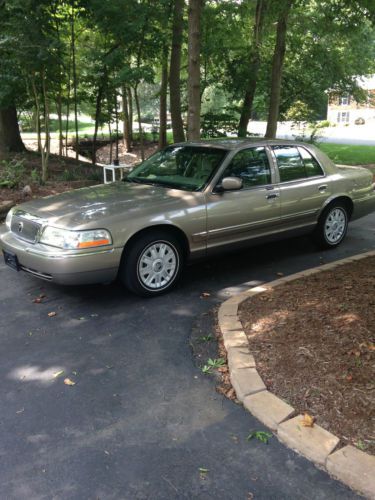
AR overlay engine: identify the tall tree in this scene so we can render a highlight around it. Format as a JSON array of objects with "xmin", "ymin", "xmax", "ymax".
[
  {"xmin": 158, "ymin": 46, "xmax": 169, "ymax": 149},
  {"xmin": 265, "ymin": 0, "xmax": 293, "ymax": 138},
  {"xmin": 187, "ymin": 0, "xmax": 204, "ymax": 141},
  {"xmin": 0, "ymin": 107, "xmax": 25, "ymax": 153},
  {"xmin": 169, "ymin": 0, "xmax": 185, "ymax": 143},
  {"xmin": 238, "ymin": 0, "xmax": 267, "ymax": 137}
]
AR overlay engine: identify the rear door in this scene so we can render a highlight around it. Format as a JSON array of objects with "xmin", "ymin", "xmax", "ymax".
[
  {"xmin": 205, "ymin": 146, "xmax": 281, "ymax": 250},
  {"xmin": 271, "ymin": 145, "xmax": 333, "ymax": 230}
]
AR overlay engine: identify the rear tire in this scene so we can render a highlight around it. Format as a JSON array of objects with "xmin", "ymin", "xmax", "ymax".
[
  {"xmin": 119, "ymin": 230, "xmax": 184, "ymax": 297},
  {"xmin": 314, "ymin": 202, "xmax": 348, "ymax": 249}
]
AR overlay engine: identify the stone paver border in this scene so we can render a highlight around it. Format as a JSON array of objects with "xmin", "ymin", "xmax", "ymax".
[{"xmin": 218, "ymin": 250, "xmax": 375, "ymax": 499}]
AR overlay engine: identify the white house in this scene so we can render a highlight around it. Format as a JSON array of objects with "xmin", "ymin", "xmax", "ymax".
[{"xmin": 327, "ymin": 75, "xmax": 375, "ymax": 125}]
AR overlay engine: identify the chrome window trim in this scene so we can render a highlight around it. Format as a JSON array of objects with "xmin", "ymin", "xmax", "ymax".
[{"xmin": 208, "ymin": 145, "xmax": 277, "ymax": 194}]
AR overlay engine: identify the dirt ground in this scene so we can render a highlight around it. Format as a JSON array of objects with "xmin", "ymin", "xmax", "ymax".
[
  {"xmin": 0, "ymin": 139, "xmax": 157, "ymax": 206},
  {"xmin": 238, "ymin": 257, "xmax": 375, "ymax": 455}
]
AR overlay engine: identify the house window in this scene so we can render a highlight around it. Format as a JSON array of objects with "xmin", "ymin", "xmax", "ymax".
[
  {"xmin": 339, "ymin": 95, "xmax": 350, "ymax": 105},
  {"xmin": 337, "ymin": 111, "xmax": 350, "ymax": 123}
]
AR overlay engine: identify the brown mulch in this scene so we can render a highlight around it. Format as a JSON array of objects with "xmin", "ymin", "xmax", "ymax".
[
  {"xmin": 238, "ymin": 257, "xmax": 375, "ymax": 455},
  {"xmin": 0, "ymin": 139, "xmax": 156, "ymax": 207}
]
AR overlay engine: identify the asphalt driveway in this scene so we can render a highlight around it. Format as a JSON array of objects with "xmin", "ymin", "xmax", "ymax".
[{"xmin": 1, "ymin": 214, "xmax": 374, "ymax": 499}]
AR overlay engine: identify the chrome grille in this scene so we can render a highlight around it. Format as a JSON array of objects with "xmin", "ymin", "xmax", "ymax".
[{"xmin": 10, "ymin": 212, "xmax": 43, "ymax": 243}]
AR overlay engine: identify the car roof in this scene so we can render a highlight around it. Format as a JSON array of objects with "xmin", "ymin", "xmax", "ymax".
[{"xmin": 173, "ymin": 138, "xmax": 307, "ymax": 151}]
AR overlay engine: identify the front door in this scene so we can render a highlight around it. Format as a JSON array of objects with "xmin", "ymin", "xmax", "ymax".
[{"xmin": 205, "ymin": 146, "xmax": 281, "ymax": 250}]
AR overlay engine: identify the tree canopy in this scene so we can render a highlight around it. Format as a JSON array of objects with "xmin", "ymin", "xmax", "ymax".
[{"xmin": 0, "ymin": 0, "xmax": 374, "ymax": 174}]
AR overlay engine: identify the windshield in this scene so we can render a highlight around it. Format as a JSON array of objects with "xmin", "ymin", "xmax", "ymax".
[{"xmin": 125, "ymin": 145, "xmax": 227, "ymax": 191}]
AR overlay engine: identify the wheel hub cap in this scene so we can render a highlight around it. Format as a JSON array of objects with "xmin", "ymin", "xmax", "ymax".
[
  {"xmin": 324, "ymin": 208, "xmax": 346, "ymax": 244},
  {"xmin": 138, "ymin": 242, "xmax": 178, "ymax": 290}
]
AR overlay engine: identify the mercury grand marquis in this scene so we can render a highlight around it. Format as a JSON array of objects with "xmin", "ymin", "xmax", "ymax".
[{"xmin": 1, "ymin": 139, "xmax": 375, "ymax": 296}]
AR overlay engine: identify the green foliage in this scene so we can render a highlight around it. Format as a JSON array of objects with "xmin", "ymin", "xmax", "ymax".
[
  {"xmin": 246, "ymin": 431, "xmax": 273, "ymax": 444},
  {"xmin": 0, "ymin": 158, "xmax": 26, "ymax": 188},
  {"xmin": 319, "ymin": 143, "xmax": 375, "ymax": 166},
  {"xmin": 197, "ymin": 335, "xmax": 214, "ymax": 343},
  {"xmin": 0, "ymin": 0, "xmax": 375, "ymax": 154},
  {"xmin": 31, "ymin": 168, "xmax": 41, "ymax": 184},
  {"xmin": 201, "ymin": 358, "xmax": 225, "ymax": 374},
  {"xmin": 285, "ymin": 100, "xmax": 315, "ymax": 124}
]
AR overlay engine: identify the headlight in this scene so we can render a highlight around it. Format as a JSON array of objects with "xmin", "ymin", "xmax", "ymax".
[
  {"xmin": 39, "ymin": 226, "xmax": 112, "ymax": 250},
  {"xmin": 5, "ymin": 208, "xmax": 14, "ymax": 229}
]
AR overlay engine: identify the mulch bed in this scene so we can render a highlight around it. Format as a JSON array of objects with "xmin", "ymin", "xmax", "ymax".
[
  {"xmin": 0, "ymin": 140, "xmax": 157, "ymax": 208},
  {"xmin": 238, "ymin": 257, "xmax": 375, "ymax": 455}
]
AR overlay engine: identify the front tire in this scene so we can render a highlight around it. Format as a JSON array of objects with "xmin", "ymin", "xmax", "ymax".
[
  {"xmin": 119, "ymin": 230, "xmax": 184, "ymax": 297},
  {"xmin": 314, "ymin": 203, "xmax": 348, "ymax": 249}
]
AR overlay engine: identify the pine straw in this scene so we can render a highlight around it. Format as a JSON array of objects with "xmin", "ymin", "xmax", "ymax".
[{"xmin": 239, "ymin": 257, "xmax": 375, "ymax": 455}]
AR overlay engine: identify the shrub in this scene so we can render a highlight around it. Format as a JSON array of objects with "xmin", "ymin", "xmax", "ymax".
[{"xmin": 0, "ymin": 158, "xmax": 26, "ymax": 188}]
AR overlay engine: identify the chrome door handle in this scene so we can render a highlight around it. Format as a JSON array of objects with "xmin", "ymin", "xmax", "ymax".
[
  {"xmin": 266, "ymin": 193, "xmax": 279, "ymax": 200},
  {"xmin": 318, "ymin": 184, "xmax": 328, "ymax": 192}
]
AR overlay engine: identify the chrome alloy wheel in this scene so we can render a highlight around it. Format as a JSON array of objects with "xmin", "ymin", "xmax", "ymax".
[
  {"xmin": 137, "ymin": 241, "xmax": 178, "ymax": 290},
  {"xmin": 324, "ymin": 207, "xmax": 347, "ymax": 244}
]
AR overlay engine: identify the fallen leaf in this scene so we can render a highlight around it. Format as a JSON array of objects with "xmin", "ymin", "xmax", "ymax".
[
  {"xmin": 346, "ymin": 374, "xmax": 353, "ymax": 381},
  {"xmin": 16, "ymin": 408, "xmax": 24, "ymax": 414},
  {"xmin": 33, "ymin": 298, "xmax": 42, "ymax": 304},
  {"xmin": 200, "ymin": 292, "xmax": 211, "ymax": 298},
  {"xmin": 39, "ymin": 294, "xmax": 46, "ymax": 299},
  {"xmin": 48, "ymin": 311, "xmax": 56, "ymax": 317},
  {"xmin": 276, "ymin": 272, "xmax": 284, "ymax": 277},
  {"xmin": 301, "ymin": 413, "xmax": 315, "ymax": 427},
  {"xmin": 53, "ymin": 370, "xmax": 64, "ymax": 379},
  {"xmin": 198, "ymin": 468, "xmax": 209, "ymax": 474},
  {"xmin": 64, "ymin": 378, "xmax": 75, "ymax": 386},
  {"xmin": 226, "ymin": 388, "xmax": 235, "ymax": 399}
]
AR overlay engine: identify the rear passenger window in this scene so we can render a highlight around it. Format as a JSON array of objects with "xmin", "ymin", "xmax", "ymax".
[
  {"xmin": 273, "ymin": 146, "xmax": 306, "ymax": 182},
  {"xmin": 298, "ymin": 147, "xmax": 324, "ymax": 177}
]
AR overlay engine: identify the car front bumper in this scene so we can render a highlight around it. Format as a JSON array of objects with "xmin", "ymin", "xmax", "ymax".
[{"xmin": 0, "ymin": 227, "xmax": 122, "ymax": 285}]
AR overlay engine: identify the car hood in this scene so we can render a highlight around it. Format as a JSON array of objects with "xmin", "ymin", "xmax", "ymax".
[{"xmin": 17, "ymin": 182, "xmax": 194, "ymax": 229}]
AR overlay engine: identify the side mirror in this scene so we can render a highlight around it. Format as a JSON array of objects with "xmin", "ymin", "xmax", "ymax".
[{"xmin": 221, "ymin": 176, "xmax": 243, "ymax": 191}]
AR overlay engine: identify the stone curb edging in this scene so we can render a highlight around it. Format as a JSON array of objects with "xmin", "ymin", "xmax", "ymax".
[{"xmin": 218, "ymin": 250, "xmax": 375, "ymax": 499}]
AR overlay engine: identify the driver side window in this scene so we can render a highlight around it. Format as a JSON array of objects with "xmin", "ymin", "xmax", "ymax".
[{"xmin": 221, "ymin": 147, "xmax": 271, "ymax": 188}]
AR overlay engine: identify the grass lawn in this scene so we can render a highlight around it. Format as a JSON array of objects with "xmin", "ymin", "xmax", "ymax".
[{"xmin": 319, "ymin": 143, "xmax": 375, "ymax": 166}]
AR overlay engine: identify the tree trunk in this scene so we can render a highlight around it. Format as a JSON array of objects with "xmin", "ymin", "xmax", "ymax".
[
  {"xmin": 54, "ymin": 12, "xmax": 64, "ymax": 157},
  {"xmin": 265, "ymin": 0, "xmax": 293, "ymax": 139},
  {"xmin": 169, "ymin": 0, "xmax": 185, "ymax": 143},
  {"xmin": 159, "ymin": 47, "xmax": 169, "ymax": 150},
  {"xmin": 122, "ymin": 86, "xmax": 132, "ymax": 152},
  {"xmin": 238, "ymin": 0, "xmax": 266, "ymax": 137},
  {"xmin": 127, "ymin": 87, "xmax": 133, "ymax": 142},
  {"xmin": 65, "ymin": 37, "xmax": 72, "ymax": 156},
  {"xmin": 108, "ymin": 122, "xmax": 113, "ymax": 164},
  {"xmin": 71, "ymin": 8, "xmax": 79, "ymax": 161},
  {"xmin": 187, "ymin": 0, "xmax": 204, "ymax": 141},
  {"xmin": 41, "ymin": 72, "xmax": 50, "ymax": 183},
  {"xmin": 0, "ymin": 106, "xmax": 25, "ymax": 153},
  {"xmin": 57, "ymin": 95, "xmax": 63, "ymax": 156},
  {"xmin": 134, "ymin": 84, "xmax": 144, "ymax": 161},
  {"xmin": 92, "ymin": 84, "xmax": 104, "ymax": 165}
]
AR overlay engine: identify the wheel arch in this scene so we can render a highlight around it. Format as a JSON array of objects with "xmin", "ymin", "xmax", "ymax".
[
  {"xmin": 120, "ymin": 224, "xmax": 191, "ymax": 263},
  {"xmin": 319, "ymin": 195, "xmax": 354, "ymax": 221}
]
